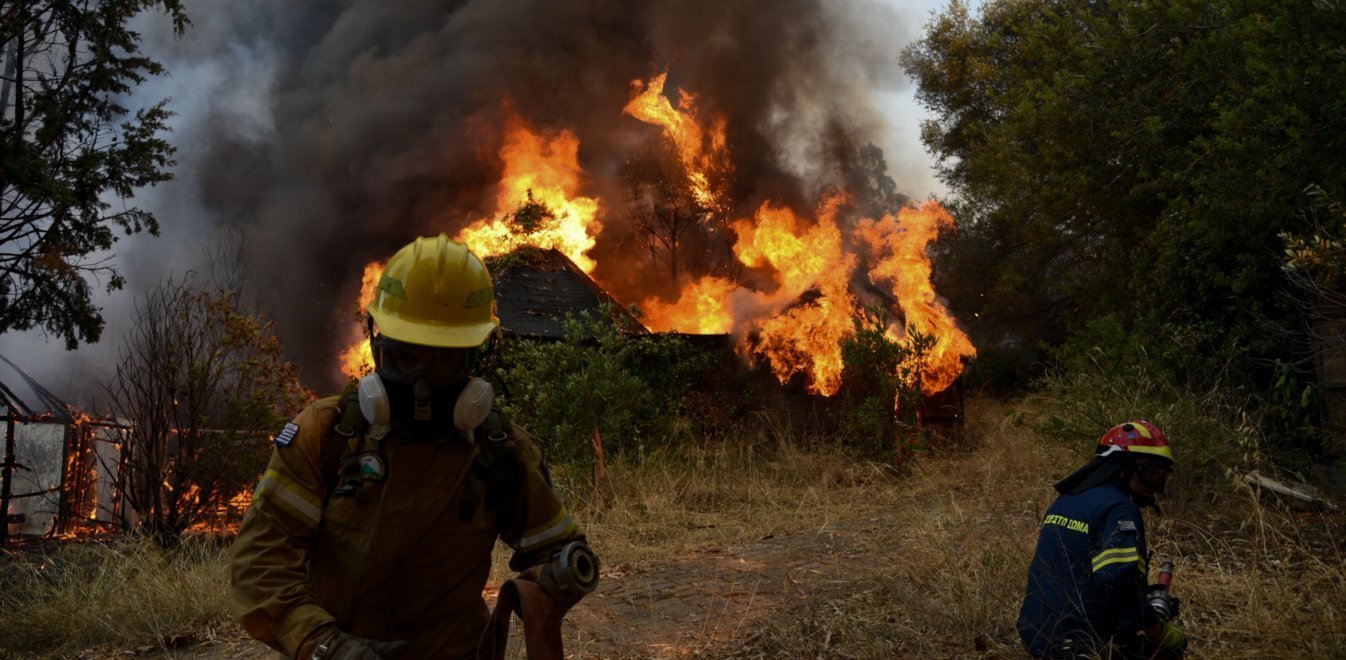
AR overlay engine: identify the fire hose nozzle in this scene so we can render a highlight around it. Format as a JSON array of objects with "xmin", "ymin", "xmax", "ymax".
[
  {"xmin": 552, "ymin": 541, "xmax": 600, "ymax": 596},
  {"xmin": 1147, "ymin": 560, "xmax": 1176, "ymax": 622}
]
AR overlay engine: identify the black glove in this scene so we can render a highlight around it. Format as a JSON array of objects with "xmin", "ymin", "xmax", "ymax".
[{"xmin": 301, "ymin": 624, "xmax": 409, "ymax": 660}]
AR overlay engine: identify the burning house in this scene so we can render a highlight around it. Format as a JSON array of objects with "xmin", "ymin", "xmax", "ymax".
[
  {"xmin": 0, "ymin": 356, "xmax": 131, "ymax": 546},
  {"xmin": 68, "ymin": 2, "xmax": 979, "ymax": 450},
  {"xmin": 325, "ymin": 79, "xmax": 976, "ymax": 439}
]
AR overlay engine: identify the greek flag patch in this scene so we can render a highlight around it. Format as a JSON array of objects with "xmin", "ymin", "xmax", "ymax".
[
  {"xmin": 1118, "ymin": 520, "xmax": 1137, "ymax": 532},
  {"xmin": 275, "ymin": 422, "xmax": 300, "ymax": 447}
]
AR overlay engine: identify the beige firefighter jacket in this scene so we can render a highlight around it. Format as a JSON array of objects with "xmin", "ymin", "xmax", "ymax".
[{"xmin": 229, "ymin": 395, "xmax": 583, "ymax": 659}]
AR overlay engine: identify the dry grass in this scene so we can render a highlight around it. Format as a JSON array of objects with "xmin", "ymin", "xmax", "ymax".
[
  {"xmin": 725, "ymin": 399, "xmax": 1346, "ymax": 659},
  {"xmin": 2, "ymin": 397, "xmax": 1343, "ymax": 659},
  {"xmin": 558, "ymin": 426, "xmax": 905, "ymax": 567},
  {"xmin": 0, "ymin": 536, "xmax": 235, "ymax": 659}
]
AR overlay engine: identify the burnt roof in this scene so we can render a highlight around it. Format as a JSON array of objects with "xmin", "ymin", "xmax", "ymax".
[
  {"xmin": 0, "ymin": 354, "xmax": 73, "ymax": 422},
  {"xmin": 489, "ymin": 248, "xmax": 647, "ymax": 339}
]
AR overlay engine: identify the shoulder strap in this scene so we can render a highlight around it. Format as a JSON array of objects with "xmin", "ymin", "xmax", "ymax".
[
  {"xmin": 320, "ymin": 384, "xmax": 367, "ymax": 500},
  {"xmin": 461, "ymin": 409, "xmax": 523, "ymax": 529}
]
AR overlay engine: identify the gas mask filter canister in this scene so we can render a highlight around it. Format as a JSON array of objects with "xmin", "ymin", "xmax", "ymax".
[
  {"xmin": 358, "ymin": 373, "xmax": 391, "ymax": 426},
  {"xmin": 453, "ymin": 377, "xmax": 494, "ymax": 431}
]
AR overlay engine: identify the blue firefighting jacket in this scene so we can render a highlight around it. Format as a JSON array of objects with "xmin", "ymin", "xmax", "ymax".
[{"xmin": 1017, "ymin": 481, "xmax": 1150, "ymax": 658}]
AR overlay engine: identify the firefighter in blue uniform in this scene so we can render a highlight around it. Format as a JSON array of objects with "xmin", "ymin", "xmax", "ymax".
[{"xmin": 1018, "ymin": 420, "xmax": 1187, "ymax": 659}]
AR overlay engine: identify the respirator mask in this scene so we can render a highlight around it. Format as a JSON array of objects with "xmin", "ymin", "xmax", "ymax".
[
  {"xmin": 357, "ymin": 335, "xmax": 493, "ymax": 435},
  {"xmin": 1134, "ymin": 459, "xmax": 1174, "ymax": 494}
]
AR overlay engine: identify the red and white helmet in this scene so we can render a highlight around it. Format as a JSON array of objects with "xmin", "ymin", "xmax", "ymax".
[{"xmin": 1097, "ymin": 420, "xmax": 1173, "ymax": 463}]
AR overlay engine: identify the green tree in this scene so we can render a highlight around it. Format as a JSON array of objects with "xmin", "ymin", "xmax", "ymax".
[
  {"xmin": 904, "ymin": 0, "xmax": 1346, "ymax": 389},
  {"xmin": 0, "ymin": 1, "xmax": 187, "ymax": 349},
  {"xmin": 101, "ymin": 275, "xmax": 310, "ymax": 542}
]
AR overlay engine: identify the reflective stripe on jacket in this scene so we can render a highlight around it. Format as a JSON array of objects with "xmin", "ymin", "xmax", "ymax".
[
  {"xmin": 1017, "ymin": 481, "xmax": 1149, "ymax": 658},
  {"xmin": 229, "ymin": 395, "xmax": 583, "ymax": 658}
]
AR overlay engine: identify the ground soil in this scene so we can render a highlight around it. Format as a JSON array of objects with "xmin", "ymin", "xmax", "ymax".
[{"xmin": 149, "ymin": 509, "xmax": 895, "ymax": 659}]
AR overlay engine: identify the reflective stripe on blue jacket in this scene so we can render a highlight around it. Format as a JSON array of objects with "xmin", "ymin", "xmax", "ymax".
[{"xmin": 1017, "ymin": 481, "xmax": 1149, "ymax": 658}]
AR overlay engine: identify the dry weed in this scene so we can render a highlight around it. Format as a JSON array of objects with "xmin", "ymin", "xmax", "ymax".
[
  {"xmin": 732, "ymin": 398, "xmax": 1346, "ymax": 659},
  {"xmin": 0, "ymin": 536, "xmax": 234, "ymax": 659},
  {"xmin": 2, "ymin": 397, "xmax": 1342, "ymax": 659}
]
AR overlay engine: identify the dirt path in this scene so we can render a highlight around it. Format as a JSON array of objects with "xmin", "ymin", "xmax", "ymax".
[
  {"xmin": 160, "ymin": 513, "xmax": 895, "ymax": 659},
  {"xmin": 565, "ymin": 516, "xmax": 887, "ymax": 658}
]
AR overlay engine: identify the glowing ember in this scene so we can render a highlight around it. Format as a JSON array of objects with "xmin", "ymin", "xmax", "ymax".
[
  {"xmin": 624, "ymin": 72, "xmax": 729, "ymax": 212},
  {"xmin": 855, "ymin": 200, "xmax": 977, "ymax": 393},
  {"xmin": 458, "ymin": 113, "xmax": 601, "ymax": 272}
]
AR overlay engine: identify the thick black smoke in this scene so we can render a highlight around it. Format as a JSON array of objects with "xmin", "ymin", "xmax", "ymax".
[{"xmin": 158, "ymin": 0, "xmax": 916, "ymax": 393}]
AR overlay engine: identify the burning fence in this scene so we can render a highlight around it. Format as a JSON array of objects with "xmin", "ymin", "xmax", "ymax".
[{"xmin": 336, "ymin": 72, "xmax": 976, "ymax": 412}]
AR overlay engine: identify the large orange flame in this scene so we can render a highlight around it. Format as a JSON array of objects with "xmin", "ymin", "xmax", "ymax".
[
  {"xmin": 855, "ymin": 201, "xmax": 977, "ymax": 393},
  {"xmin": 624, "ymin": 72, "xmax": 728, "ymax": 212},
  {"xmin": 642, "ymin": 195, "xmax": 860, "ymax": 395},
  {"xmin": 733, "ymin": 196, "xmax": 857, "ymax": 395},
  {"xmin": 640, "ymin": 276, "xmax": 737, "ymax": 334},
  {"xmin": 458, "ymin": 114, "xmax": 601, "ymax": 272}
]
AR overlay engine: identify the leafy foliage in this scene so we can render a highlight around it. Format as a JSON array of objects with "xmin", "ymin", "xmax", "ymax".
[
  {"xmin": 494, "ymin": 305, "xmax": 715, "ymax": 464},
  {"xmin": 507, "ymin": 190, "xmax": 557, "ymax": 235},
  {"xmin": 904, "ymin": 0, "xmax": 1346, "ymax": 397},
  {"xmin": 838, "ymin": 309, "xmax": 934, "ymax": 463},
  {"xmin": 1030, "ymin": 348, "xmax": 1254, "ymax": 483},
  {"xmin": 0, "ymin": 1, "xmax": 188, "ymax": 348},
  {"xmin": 101, "ymin": 276, "xmax": 310, "ymax": 542},
  {"xmin": 1282, "ymin": 185, "xmax": 1346, "ymax": 289}
]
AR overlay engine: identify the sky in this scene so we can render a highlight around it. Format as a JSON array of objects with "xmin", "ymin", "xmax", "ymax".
[{"xmin": 0, "ymin": 0, "xmax": 961, "ymax": 408}]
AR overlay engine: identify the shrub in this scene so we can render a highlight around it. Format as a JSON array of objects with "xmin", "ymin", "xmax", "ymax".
[
  {"xmin": 493, "ymin": 305, "xmax": 716, "ymax": 465},
  {"xmin": 837, "ymin": 309, "xmax": 933, "ymax": 463},
  {"xmin": 1030, "ymin": 347, "xmax": 1253, "ymax": 488}
]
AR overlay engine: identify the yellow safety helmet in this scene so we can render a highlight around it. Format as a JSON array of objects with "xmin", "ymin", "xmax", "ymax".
[{"xmin": 367, "ymin": 234, "xmax": 499, "ymax": 348}]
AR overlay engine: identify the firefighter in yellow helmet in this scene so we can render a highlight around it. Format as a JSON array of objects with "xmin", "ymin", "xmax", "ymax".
[{"xmin": 229, "ymin": 235, "xmax": 596, "ymax": 659}]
